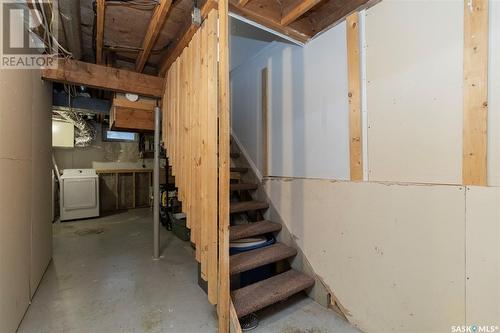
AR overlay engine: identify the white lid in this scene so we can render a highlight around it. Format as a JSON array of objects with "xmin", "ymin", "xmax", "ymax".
[
  {"xmin": 230, "ymin": 236, "xmax": 268, "ymax": 248},
  {"xmin": 61, "ymin": 169, "xmax": 98, "ymax": 178}
]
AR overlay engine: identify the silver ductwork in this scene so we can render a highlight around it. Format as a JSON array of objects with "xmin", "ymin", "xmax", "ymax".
[{"xmin": 53, "ymin": 110, "xmax": 96, "ymax": 147}]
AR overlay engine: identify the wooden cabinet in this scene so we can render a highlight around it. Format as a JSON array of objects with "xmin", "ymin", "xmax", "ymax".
[{"xmin": 109, "ymin": 94, "xmax": 157, "ymax": 132}]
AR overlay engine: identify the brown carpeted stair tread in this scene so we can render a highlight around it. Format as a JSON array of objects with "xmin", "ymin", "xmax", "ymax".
[
  {"xmin": 230, "ymin": 200, "xmax": 269, "ymax": 214},
  {"xmin": 230, "ymin": 167, "xmax": 248, "ymax": 173},
  {"xmin": 231, "ymin": 269, "xmax": 315, "ymax": 318},
  {"xmin": 230, "ymin": 183, "xmax": 258, "ymax": 191},
  {"xmin": 230, "ymin": 243, "xmax": 297, "ymax": 275},
  {"xmin": 230, "ymin": 221, "xmax": 282, "ymax": 241}
]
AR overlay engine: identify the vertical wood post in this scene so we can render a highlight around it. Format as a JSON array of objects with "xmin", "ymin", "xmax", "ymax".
[
  {"xmin": 217, "ymin": 0, "xmax": 231, "ymax": 331},
  {"xmin": 463, "ymin": 0, "xmax": 489, "ymax": 186},
  {"xmin": 262, "ymin": 68, "xmax": 269, "ymax": 177},
  {"xmin": 347, "ymin": 12, "xmax": 363, "ymax": 181},
  {"xmin": 96, "ymin": 0, "xmax": 105, "ymax": 64}
]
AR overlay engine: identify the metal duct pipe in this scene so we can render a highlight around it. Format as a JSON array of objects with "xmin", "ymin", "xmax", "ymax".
[
  {"xmin": 153, "ymin": 106, "xmax": 161, "ymax": 259},
  {"xmin": 58, "ymin": 0, "xmax": 83, "ymax": 59}
]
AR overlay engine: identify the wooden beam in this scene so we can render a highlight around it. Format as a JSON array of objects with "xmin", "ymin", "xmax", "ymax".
[
  {"xmin": 159, "ymin": 0, "xmax": 217, "ymax": 76},
  {"xmin": 346, "ymin": 12, "xmax": 363, "ymax": 181},
  {"xmin": 281, "ymin": 0, "xmax": 322, "ymax": 26},
  {"xmin": 229, "ymin": 1, "xmax": 310, "ymax": 44},
  {"xmin": 42, "ymin": 59, "xmax": 164, "ymax": 98},
  {"xmin": 218, "ymin": 0, "xmax": 231, "ymax": 332},
  {"xmin": 136, "ymin": 0, "xmax": 173, "ymax": 72},
  {"xmin": 238, "ymin": 0, "xmax": 250, "ymax": 6},
  {"xmin": 463, "ymin": 0, "xmax": 489, "ymax": 185},
  {"xmin": 96, "ymin": 0, "xmax": 105, "ymax": 64}
]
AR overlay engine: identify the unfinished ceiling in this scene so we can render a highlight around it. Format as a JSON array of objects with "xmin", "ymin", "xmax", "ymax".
[
  {"xmin": 78, "ymin": 0, "xmax": 196, "ymax": 74},
  {"xmin": 61, "ymin": 0, "xmax": 375, "ymax": 76}
]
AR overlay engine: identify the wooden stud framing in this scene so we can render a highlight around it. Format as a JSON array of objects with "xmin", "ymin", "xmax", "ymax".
[
  {"xmin": 160, "ymin": 4, "xmax": 222, "ymax": 319},
  {"xmin": 262, "ymin": 68, "xmax": 269, "ymax": 177},
  {"xmin": 217, "ymin": 0, "xmax": 231, "ymax": 331},
  {"xmin": 346, "ymin": 12, "xmax": 363, "ymax": 181},
  {"xmin": 200, "ymin": 22, "xmax": 209, "ymax": 270},
  {"xmin": 463, "ymin": 0, "xmax": 489, "ymax": 186},
  {"xmin": 159, "ymin": 0, "xmax": 218, "ymax": 76},
  {"xmin": 96, "ymin": 0, "xmax": 105, "ymax": 64},
  {"xmin": 136, "ymin": 0, "xmax": 173, "ymax": 72},
  {"xmin": 206, "ymin": 10, "xmax": 219, "ymax": 305}
]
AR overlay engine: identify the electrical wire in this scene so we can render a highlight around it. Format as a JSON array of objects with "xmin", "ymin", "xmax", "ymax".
[{"xmin": 26, "ymin": 0, "xmax": 73, "ymax": 58}]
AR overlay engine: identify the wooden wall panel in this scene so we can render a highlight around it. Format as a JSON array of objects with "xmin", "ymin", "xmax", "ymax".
[
  {"xmin": 217, "ymin": 0, "xmax": 231, "ymax": 331},
  {"xmin": 117, "ymin": 173, "xmax": 135, "ymax": 209},
  {"xmin": 162, "ymin": 7, "xmax": 221, "ymax": 311},
  {"xmin": 99, "ymin": 174, "xmax": 118, "ymax": 212}
]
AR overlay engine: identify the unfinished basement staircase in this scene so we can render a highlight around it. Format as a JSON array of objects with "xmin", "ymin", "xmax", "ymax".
[{"xmin": 229, "ymin": 148, "xmax": 315, "ymax": 321}]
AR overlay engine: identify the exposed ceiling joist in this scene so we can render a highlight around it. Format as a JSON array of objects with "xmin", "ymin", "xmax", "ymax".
[
  {"xmin": 281, "ymin": 0, "xmax": 322, "ymax": 26},
  {"xmin": 311, "ymin": 0, "xmax": 379, "ymax": 36},
  {"xmin": 228, "ymin": 0, "xmax": 376, "ymax": 44},
  {"xmin": 42, "ymin": 59, "xmax": 164, "ymax": 98},
  {"xmin": 136, "ymin": 0, "xmax": 173, "ymax": 72},
  {"xmin": 96, "ymin": 0, "xmax": 105, "ymax": 64},
  {"xmin": 229, "ymin": 1, "xmax": 310, "ymax": 44},
  {"xmin": 159, "ymin": 0, "xmax": 218, "ymax": 76}
]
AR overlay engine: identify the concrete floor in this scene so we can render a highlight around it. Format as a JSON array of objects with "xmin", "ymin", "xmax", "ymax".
[{"xmin": 18, "ymin": 209, "xmax": 361, "ymax": 333}]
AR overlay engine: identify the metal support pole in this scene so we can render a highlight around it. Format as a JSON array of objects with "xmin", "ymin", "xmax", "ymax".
[{"xmin": 153, "ymin": 106, "xmax": 161, "ymax": 259}]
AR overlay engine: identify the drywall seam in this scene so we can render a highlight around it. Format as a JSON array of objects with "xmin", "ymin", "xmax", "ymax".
[
  {"xmin": 231, "ymin": 131, "xmax": 263, "ymax": 181},
  {"xmin": 265, "ymin": 175, "xmax": 475, "ymax": 188},
  {"xmin": 464, "ymin": 186, "xmax": 468, "ymax": 325}
]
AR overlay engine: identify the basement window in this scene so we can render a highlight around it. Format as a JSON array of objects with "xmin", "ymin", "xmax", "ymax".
[{"xmin": 104, "ymin": 129, "xmax": 138, "ymax": 142}]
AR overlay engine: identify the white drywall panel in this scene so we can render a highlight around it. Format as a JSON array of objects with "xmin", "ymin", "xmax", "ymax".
[
  {"xmin": 30, "ymin": 73, "xmax": 53, "ymax": 297},
  {"xmin": 264, "ymin": 179, "xmax": 466, "ymax": 333},
  {"xmin": 0, "ymin": 159, "xmax": 31, "ymax": 333},
  {"xmin": 465, "ymin": 186, "xmax": 500, "ymax": 327},
  {"xmin": 230, "ymin": 17, "xmax": 278, "ymax": 71},
  {"xmin": 489, "ymin": 0, "xmax": 500, "ymax": 186},
  {"xmin": 366, "ymin": 0, "xmax": 463, "ymax": 184},
  {"xmin": 230, "ymin": 23, "xmax": 350, "ymax": 180}
]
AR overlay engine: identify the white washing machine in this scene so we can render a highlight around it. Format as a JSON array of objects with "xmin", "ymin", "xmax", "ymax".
[{"xmin": 60, "ymin": 169, "xmax": 100, "ymax": 221}]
